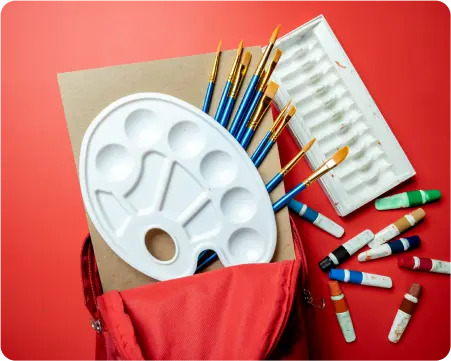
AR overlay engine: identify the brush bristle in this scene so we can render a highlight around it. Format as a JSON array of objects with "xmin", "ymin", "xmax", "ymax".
[
  {"xmin": 265, "ymin": 81, "xmax": 279, "ymax": 98},
  {"xmin": 271, "ymin": 102, "xmax": 289, "ymax": 131},
  {"xmin": 270, "ymin": 25, "xmax": 281, "ymax": 43},
  {"xmin": 279, "ymin": 100, "xmax": 291, "ymax": 115},
  {"xmin": 242, "ymin": 52, "xmax": 252, "ymax": 67},
  {"xmin": 331, "ymin": 146, "xmax": 349, "ymax": 164},
  {"xmin": 216, "ymin": 40, "xmax": 222, "ymax": 53},
  {"xmin": 302, "ymin": 138, "xmax": 316, "ymax": 152},
  {"xmin": 273, "ymin": 49, "xmax": 283, "ymax": 62},
  {"xmin": 237, "ymin": 40, "xmax": 244, "ymax": 52},
  {"xmin": 288, "ymin": 105, "xmax": 296, "ymax": 116}
]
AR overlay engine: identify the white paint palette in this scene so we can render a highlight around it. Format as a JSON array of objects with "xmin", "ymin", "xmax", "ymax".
[
  {"xmin": 79, "ymin": 93, "xmax": 277, "ymax": 281},
  {"xmin": 270, "ymin": 15, "xmax": 416, "ymax": 216}
]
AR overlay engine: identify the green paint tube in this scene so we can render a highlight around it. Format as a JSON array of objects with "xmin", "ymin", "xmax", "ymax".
[{"xmin": 375, "ymin": 190, "xmax": 441, "ymax": 210}]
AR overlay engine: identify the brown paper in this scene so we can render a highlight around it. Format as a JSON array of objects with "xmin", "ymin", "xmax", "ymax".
[{"xmin": 58, "ymin": 47, "xmax": 294, "ymax": 292}]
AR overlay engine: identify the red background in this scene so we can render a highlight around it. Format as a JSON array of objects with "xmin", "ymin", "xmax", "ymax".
[{"xmin": 2, "ymin": 2, "xmax": 449, "ymax": 359}]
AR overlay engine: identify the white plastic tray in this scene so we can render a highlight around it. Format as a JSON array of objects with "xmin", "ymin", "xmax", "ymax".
[
  {"xmin": 79, "ymin": 93, "xmax": 277, "ymax": 281},
  {"xmin": 270, "ymin": 15, "xmax": 416, "ymax": 216}
]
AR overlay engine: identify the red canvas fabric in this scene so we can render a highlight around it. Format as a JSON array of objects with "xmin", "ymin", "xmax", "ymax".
[{"xmin": 81, "ymin": 218, "xmax": 310, "ymax": 359}]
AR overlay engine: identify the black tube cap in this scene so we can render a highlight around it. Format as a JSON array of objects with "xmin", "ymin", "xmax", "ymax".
[{"xmin": 318, "ymin": 257, "xmax": 334, "ymax": 272}]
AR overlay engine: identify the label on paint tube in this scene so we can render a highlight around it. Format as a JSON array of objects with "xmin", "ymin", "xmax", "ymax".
[
  {"xmin": 342, "ymin": 230, "xmax": 374, "ymax": 255},
  {"xmin": 358, "ymin": 244, "xmax": 392, "ymax": 262},
  {"xmin": 361, "ymin": 272, "xmax": 392, "ymax": 288},
  {"xmin": 336, "ymin": 311, "xmax": 356, "ymax": 342},
  {"xmin": 369, "ymin": 224, "xmax": 400, "ymax": 248},
  {"xmin": 431, "ymin": 260, "xmax": 451, "ymax": 274},
  {"xmin": 388, "ymin": 310, "xmax": 411, "ymax": 343},
  {"xmin": 372, "ymin": 245, "xmax": 392, "ymax": 260},
  {"xmin": 314, "ymin": 214, "xmax": 345, "ymax": 238}
]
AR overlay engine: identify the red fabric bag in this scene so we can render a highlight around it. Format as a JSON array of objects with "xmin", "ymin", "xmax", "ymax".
[{"xmin": 81, "ymin": 218, "xmax": 312, "ymax": 359}]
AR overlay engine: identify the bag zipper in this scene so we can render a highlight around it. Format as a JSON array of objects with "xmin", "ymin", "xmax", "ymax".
[
  {"xmin": 86, "ymin": 242, "xmax": 99, "ymax": 312},
  {"xmin": 289, "ymin": 217, "xmax": 325, "ymax": 309},
  {"xmin": 303, "ymin": 289, "xmax": 325, "ymax": 309},
  {"xmin": 84, "ymin": 236, "xmax": 128, "ymax": 360}
]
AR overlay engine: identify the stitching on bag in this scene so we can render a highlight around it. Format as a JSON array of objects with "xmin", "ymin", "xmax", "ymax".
[
  {"xmin": 87, "ymin": 242, "xmax": 99, "ymax": 310},
  {"xmin": 108, "ymin": 291, "xmax": 145, "ymax": 360},
  {"xmin": 263, "ymin": 260, "xmax": 298, "ymax": 358},
  {"xmin": 290, "ymin": 216, "xmax": 309, "ymax": 282}
]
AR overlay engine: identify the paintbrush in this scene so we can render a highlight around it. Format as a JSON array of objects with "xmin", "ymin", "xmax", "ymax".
[
  {"xmin": 265, "ymin": 138, "xmax": 316, "ymax": 192},
  {"xmin": 273, "ymin": 146, "xmax": 349, "ymax": 212},
  {"xmin": 229, "ymin": 25, "xmax": 280, "ymax": 137},
  {"xmin": 202, "ymin": 40, "xmax": 222, "ymax": 113},
  {"xmin": 198, "ymin": 51, "xmax": 250, "ymax": 265},
  {"xmin": 218, "ymin": 51, "xmax": 252, "ymax": 128},
  {"xmin": 251, "ymin": 100, "xmax": 291, "ymax": 162},
  {"xmin": 264, "ymin": 138, "xmax": 344, "ymax": 238},
  {"xmin": 214, "ymin": 40, "xmax": 244, "ymax": 121},
  {"xmin": 239, "ymin": 81, "xmax": 279, "ymax": 149},
  {"xmin": 253, "ymin": 104, "xmax": 296, "ymax": 167},
  {"xmin": 235, "ymin": 49, "xmax": 283, "ymax": 142}
]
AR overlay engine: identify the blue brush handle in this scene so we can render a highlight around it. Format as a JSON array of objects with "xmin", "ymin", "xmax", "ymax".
[
  {"xmin": 219, "ymin": 97, "xmax": 236, "ymax": 128},
  {"xmin": 251, "ymin": 131, "xmax": 271, "ymax": 163},
  {"xmin": 202, "ymin": 82, "xmax": 214, "ymax": 113},
  {"xmin": 240, "ymin": 128, "xmax": 255, "ymax": 150},
  {"xmin": 236, "ymin": 90, "xmax": 263, "ymax": 142},
  {"xmin": 273, "ymin": 182, "xmax": 307, "ymax": 212},
  {"xmin": 229, "ymin": 75, "xmax": 259, "ymax": 137},
  {"xmin": 288, "ymin": 199, "xmax": 319, "ymax": 223},
  {"xmin": 214, "ymin": 81, "xmax": 232, "ymax": 121},
  {"xmin": 266, "ymin": 173, "xmax": 283, "ymax": 193},
  {"xmin": 253, "ymin": 139, "xmax": 274, "ymax": 168},
  {"xmin": 196, "ymin": 252, "xmax": 218, "ymax": 272},
  {"xmin": 198, "ymin": 250, "xmax": 208, "ymax": 260},
  {"xmin": 266, "ymin": 172, "xmax": 283, "ymax": 193}
]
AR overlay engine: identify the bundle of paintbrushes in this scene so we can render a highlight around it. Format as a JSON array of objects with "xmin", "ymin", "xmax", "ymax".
[{"xmin": 197, "ymin": 25, "xmax": 350, "ymax": 271}]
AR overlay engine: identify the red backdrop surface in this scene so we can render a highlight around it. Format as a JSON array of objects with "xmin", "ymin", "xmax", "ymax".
[{"xmin": 2, "ymin": 2, "xmax": 450, "ymax": 360}]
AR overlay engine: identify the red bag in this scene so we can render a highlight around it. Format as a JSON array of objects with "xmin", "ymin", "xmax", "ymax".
[{"xmin": 81, "ymin": 218, "xmax": 313, "ymax": 359}]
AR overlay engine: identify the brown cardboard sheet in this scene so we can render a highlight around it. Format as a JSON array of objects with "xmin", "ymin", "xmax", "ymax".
[{"xmin": 58, "ymin": 47, "xmax": 294, "ymax": 292}]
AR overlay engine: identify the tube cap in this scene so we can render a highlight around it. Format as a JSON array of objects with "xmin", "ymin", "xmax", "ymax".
[
  {"xmin": 319, "ymin": 257, "xmax": 334, "ymax": 272},
  {"xmin": 411, "ymin": 208, "xmax": 426, "ymax": 222},
  {"xmin": 408, "ymin": 283, "xmax": 422, "ymax": 299},
  {"xmin": 406, "ymin": 235, "xmax": 421, "ymax": 248},
  {"xmin": 328, "ymin": 280, "xmax": 342, "ymax": 296},
  {"xmin": 425, "ymin": 190, "xmax": 441, "ymax": 202},
  {"xmin": 288, "ymin": 199, "xmax": 302, "ymax": 214},
  {"xmin": 329, "ymin": 268, "xmax": 345, "ymax": 281},
  {"xmin": 398, "ymin": 255, "xmax": 415, "ymax": 269}
]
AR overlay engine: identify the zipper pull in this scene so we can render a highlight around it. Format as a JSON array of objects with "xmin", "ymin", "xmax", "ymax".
[
  {"xmin": 303, "ymin": 289, "xmax": 325, "ymax": 309},
  {"xmin": 91, "ymin": 319, "xmax": 103, "ymax": 333}
]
